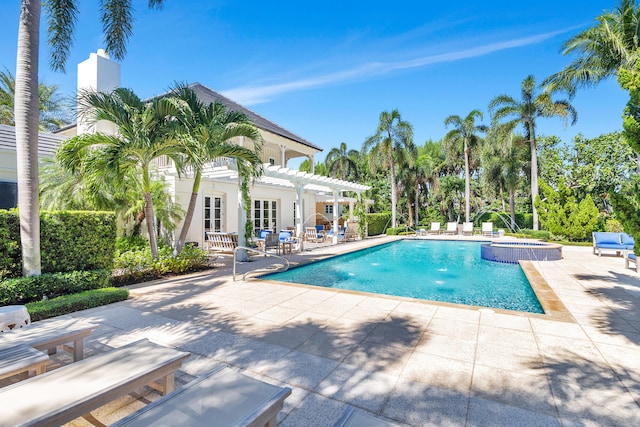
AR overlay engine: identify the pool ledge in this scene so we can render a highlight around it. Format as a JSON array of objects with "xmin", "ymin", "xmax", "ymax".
[{"xmin": 520, "ymin": 260, "xmax": 575, "ymax": 323}]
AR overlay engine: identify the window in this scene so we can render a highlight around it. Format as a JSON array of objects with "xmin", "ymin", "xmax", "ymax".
[
  {"xmin": 204, "ymin": 196, "xmax": 223, "ymax": 233},
  {"xmin": 0, "ymin": 182, "xmax": 17, "ymax": 209},
  {"xmin": 253, "ymin": 199, "xmax": 278, "ymax": 233},
  {"xmin": 325, "ymin": 205, "xmax": 333, "ymax": 215},
  {"xmin": 268, "ymin": 158, "xmax": 276, "ymax": 166}
]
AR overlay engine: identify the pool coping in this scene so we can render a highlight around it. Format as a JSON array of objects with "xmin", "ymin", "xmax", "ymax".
[{"xmin": 258, "ymin": 237, "xmax": 576, "ymax": 323}]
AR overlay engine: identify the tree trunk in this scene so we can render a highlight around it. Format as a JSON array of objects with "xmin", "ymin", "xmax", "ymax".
[
  {"xmin": 15, "ymin": 0, "xmax": 42, "ymax": 276},
  {"xmin": 174, "ymin": 172, "xmax": 201, "ymax": 256},
  {"xmin": 143, "ymin": 191, "xmax": 158, "ymax": 259},
  {"xmin": 464, "ymin": 141, "xmax": 471, "ymax": 223},
  {"xmin": 390, "ymin": 156, "xmax": 397, "ymax": 228},
  {"xmin": 142, "ymin": 167, "xmax": 158, "ymax": 258},
  {"xmin": 530, "ymin": 128, "xmax": 539, "ymax": 231},
  {"xmin": 414, "ymin": 180, "xmax": 420, "ymax": 227},
  {"xmin": 509, "ymin": 189, "xmax": 516, "ymax": 231},
  {"xmin": 407, "ymin": 198, "xmax": 414, "ymax": 227}
]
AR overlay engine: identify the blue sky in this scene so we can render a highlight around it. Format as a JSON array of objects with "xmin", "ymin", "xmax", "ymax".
[{"xmin": 0, "ymin": 1, "xmax": 627, "ymax": 168}]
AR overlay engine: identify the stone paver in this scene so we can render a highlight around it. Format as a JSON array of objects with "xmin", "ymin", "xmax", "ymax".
[{"xmin": 4, "ymin": 237, "xmax": 639, "ymax": 426}]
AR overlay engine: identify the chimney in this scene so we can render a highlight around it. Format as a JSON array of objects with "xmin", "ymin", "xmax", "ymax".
[{"xmin": 77, "ymin": 49, "xmax": 120, "ymax": 135}]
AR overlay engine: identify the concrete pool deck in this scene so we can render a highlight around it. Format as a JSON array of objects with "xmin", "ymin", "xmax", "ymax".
[{"xmin": 15, "ymin": 236, "xmax": 640, "ymax": 426}]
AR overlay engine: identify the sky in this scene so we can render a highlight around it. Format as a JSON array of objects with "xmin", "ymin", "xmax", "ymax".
[{"xmin": 0, "ymin": 1, "xmax": 629, "ymax": 168}]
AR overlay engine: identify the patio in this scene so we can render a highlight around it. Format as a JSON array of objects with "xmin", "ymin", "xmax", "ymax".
[{"xmin": 7, "ymin": 237, "xmax": 639, "ymax": 426}]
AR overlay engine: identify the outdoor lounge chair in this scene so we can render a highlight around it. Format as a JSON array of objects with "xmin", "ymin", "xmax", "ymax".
[
  {"xmin": 0, "ymin": 317, "xmax": 97, "ymax": 362},
  {"xmin": 111, "ymin": 366, "xmax": 291, "ymax": 427},
  {"xmin": 445, "ymin": 222, "xmax": 458, "ymax": 235},
  {"xmin": 592, "ymin": 232, "xmax": 626, "ymax": 256},
  {"xmin": 1, "ymin": 339, "xmax": 189, "ymax": 427},
  {"xmin": 482, "ymin": 222, "xmax": 494, "ymax": 237},
  {"xmin": 462, "ymin": 222, "xmax": 473, "ymax": 236},
  {"xmin": 428, "ymin": 222, "xmax": 441, "ymax": 234},
  {"xmin": 624, "ymin": 251, "xmax": 638, "ymax": 271},
  {"xmin": 625, "ymin": 252, "xmax": 637, "ymax": 271},
  {"xmin": 333, "ymin": 406, "xmax": 400, "ymax": 426},
  {"xmin": 621, "ymin": 232, "xmax": 635, "ymax": 251}
]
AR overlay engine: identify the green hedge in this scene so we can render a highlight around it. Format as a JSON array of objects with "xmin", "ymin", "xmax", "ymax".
[
  {"xmin": 26, "ymin": 287, "xmax": 129, "ymax": 322},
  {"xmin": 0, "ymin": 210, "xmax": 116, "ymax": 279},
  {"xmin": 475, "ymin": 212, "xmax": 533, "ymax": 230},
  {"xmin": 366, "ymin": 212, "xmax": 392, "ymax": 235},
  {"xmin": 0, "ymin": 269, "xmax": 112, "ymax": 305}
]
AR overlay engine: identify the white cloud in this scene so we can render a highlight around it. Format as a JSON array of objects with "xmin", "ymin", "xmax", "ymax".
[{"xmin": 222, "ymin": 27, "xmax": 578, "ymax": 105}]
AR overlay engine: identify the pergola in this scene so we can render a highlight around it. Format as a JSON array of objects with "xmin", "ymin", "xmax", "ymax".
[{"xmin": 200, "ymin": 162, "xmax": 370, "ymax": 248}]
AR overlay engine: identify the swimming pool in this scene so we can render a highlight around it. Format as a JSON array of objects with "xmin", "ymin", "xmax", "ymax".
[{"xmin": 263, "ymin": 240, "xmax": 544, "ymax": 313}]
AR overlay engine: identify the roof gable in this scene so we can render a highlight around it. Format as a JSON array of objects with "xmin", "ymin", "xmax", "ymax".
[{"xmin": 153, "ymin": 83, "xmax": 322, "ymax": 152}]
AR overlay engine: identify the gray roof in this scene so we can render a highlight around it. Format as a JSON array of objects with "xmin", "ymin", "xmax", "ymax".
[
  {"xmin": 0, "ymin": 124, "xmax": 66, "ymax": 157},
  {"xmin": 153, "ymin": 83, "xmax": 322, "ymax": 152}
]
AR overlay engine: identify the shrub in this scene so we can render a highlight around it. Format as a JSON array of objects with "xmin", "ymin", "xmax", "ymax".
[
  {"xmin": 113, "ymin": 244, "xmax": 209, "ymax": 284},
  {"xmin": 0, "ymin": 210, "xmax": 116, "ymax": 279},
  {"xmin": 0, "ymin": 269, "xmax": 112, "ymax": 305},
  {"xmin": 475, "ymin": 212, "xmax": 532, "ymax": 230},
  {"xmin": 366, "ymin": 212, "xmax": 392, "ymax": 235},
  {"xmin": 0, "ymin": 210, "xmax": 20, "ymax": 280},
  {"xmin": 26, "ymin": 287, "xmax": 129, "ymax": 322},
  {"xmin": 386, "ymin": 226, "xmax": 407, "ymax": 236},
  {"xmin": 115, "ymin": 235, "xmax": 149, "ymax": 254},
  {"xmin": 517, "ymin": 229, "xmax": 551, "ymax": 241}
]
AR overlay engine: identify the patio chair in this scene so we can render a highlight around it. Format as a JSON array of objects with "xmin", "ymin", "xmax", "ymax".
[
  {"xmin": 279, "ymin": 230, "xmax": 300, "ymax": 253},
  {"xmin": 445, "ymin": 222, "xmax": 458, "ymax": 235},
  {"xmin": 428, "ymin": 222, "xmax": 441, "ymax": 235},
  {"xmin": 482, "ymin": 222, "xmax": 494, "ymax": 237},
  {"xmin": 625, "ymin": 251, "xmax": 637, "ymax": 272},
  {"xmin": 263, "ymin": 233, "xmax": 280, "ymax": 255},
  {"xmin": 305, "ymin": 227, "xmax": 322, "ymax": 243},
  {"xmin": 462, "ymin": 222, "xmax": 473, "ymax": 236}
]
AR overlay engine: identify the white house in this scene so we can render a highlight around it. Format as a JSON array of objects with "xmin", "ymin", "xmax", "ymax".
[
  {"xmin": 0, "ymin": 125, "xmax": 66, "ymax": 209},
  {"xmin": 60, "ymin": 50, "xmax": 369, "ymax": 247}
]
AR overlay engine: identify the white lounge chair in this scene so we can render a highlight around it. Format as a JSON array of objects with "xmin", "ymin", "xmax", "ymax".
[
  {"xmin": 462, "ymin": 222, "xmax": 473, "ymax": 236},
  {"xmin": 112, "ymin": 366, "xmax": 292, "ymax": 427},
  {"xmin": 482, "ymin": 222, "xmax": 494, "ymax": 237},
  {"xmin": 445, "ymin": 222, "xmax": 458, "ymax": 235},
  {"xmin": 428, "ymin": 222, "xmax": 441, "ymax": 235},
  {"xmin": 1, "ymin": 339, "xmax": 189, "ymax": 427}
]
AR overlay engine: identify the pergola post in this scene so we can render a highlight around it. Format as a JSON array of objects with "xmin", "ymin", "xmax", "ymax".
[
  {"xmin": 236, "ymin": 173, "xmax": 248, "ymax": 261},
  {"xmin": 332, "ymin": 188, "xmax": 339, "ymax": 244},
  {"xmin": 296, "ymin": 182, "xmax": 304, "ymax": 249}
]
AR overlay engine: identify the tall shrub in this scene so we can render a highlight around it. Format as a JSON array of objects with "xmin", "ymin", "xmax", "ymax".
[
  {"xmin": 0, "ymin": 210, "xmax": 116, "ymax": 279},
  {"xmin": 366, "ymin": 212, "xmax": 392, "ymax": 235}
]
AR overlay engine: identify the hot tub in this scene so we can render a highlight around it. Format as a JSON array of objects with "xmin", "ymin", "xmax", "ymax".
[{"xmin": 481, "ymin": 240, "xmax": 562, "ymax": 264}]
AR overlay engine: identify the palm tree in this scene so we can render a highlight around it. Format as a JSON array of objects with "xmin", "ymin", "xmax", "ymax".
[
  {"xmin": 443, "ymin": 110, "xmax": 487, "ymax": 223},
  {"xmin": 481, "ymin": 128, "xmax": 528, "ymax": 230},
  {"xmin": 0, "ymin": 68, "xmax": 70, "ymax": 130},
  {"xmin": 363, "ymin": 109, "xmax": 414, "ymax": 228},
  {"xmin": 543, "ymin": 0, "xmax": 640, "ymax": 95},
  {"xmin": 14, "ymin": 0, "xmax": 164, "ymax": 275},
  {"xmin": 167, "ymin": 85, "xmax": 263, "ymax": 255},
  {"xmin": 489, "ymin": 75, "xmax": 577, "ymax": 230},
  {"xmin": 60, "ymin": 87, "xmax": 183, "ymax": 258},
  {"xmin": 325, "ymin": 142, "xmax": 360, "ymax": 181}
]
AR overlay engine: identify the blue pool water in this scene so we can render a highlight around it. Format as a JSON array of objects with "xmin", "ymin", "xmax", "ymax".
[{"xmin": 264, "ymin": 240, "xmax": 544, "ymax": 313}]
